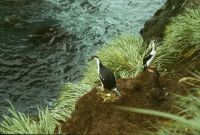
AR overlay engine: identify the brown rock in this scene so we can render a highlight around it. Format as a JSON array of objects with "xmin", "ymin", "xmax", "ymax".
[
  {"xmin": 55, "ymin": 68, "xmax": 182, "ymax": 135},
  {"xmin": 140, "ymin": 0, "xmax": 200, "ymax": 43}
]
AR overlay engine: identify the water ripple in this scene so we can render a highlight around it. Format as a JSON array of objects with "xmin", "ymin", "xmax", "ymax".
[{"xmin": 0, "ymin": 0, "xmax": 165, "ymax": 120}]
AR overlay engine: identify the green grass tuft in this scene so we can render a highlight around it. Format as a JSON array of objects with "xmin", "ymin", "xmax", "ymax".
[
  {"xmin": 164, "ymin": 8, "xmax": 200, "ymax": 58},
  {"xmin": 117, "ymin": 71, "xmax": 200, "ymax": 135},
  {"xmin": 116, "ymin": 106, "xmax": 200, "ymax": 129},
  {"xmin": 2, "ymin": 7, "xmax": 200, "ymax": 133},
  {"xmin": 82, "ymin": 35, "xmax": 176, "ymax": 86},
  {"xmin": 0, "ymin": 83, "xmax": 91, "ymax": 134},
  {"xmin": 0, "ymin": 102, "xmax": 57, "ymax": 134},
  {"xmin": 52, "ymin": 82, "xmax": 91, "ymax": 119},
  {"xmin": 82, "ymin": 35, "xmax": 145, "ymax": 86}
]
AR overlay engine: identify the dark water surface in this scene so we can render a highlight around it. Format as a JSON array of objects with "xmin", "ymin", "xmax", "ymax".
[{"xmin": 0, "ymin": 0, "xmax": 164, "ymax": 118}]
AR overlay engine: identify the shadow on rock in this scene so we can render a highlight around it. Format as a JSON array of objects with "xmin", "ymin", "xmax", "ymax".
[{"xmin": 140, "ymin": 0, "xmax": 200, "ymax": 43}]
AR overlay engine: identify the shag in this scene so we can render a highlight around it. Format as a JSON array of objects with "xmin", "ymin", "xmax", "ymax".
[
  {"xmin": 89, "ymin": 56, "xmax": 121, "ymax": 96},
  {"xmin": 143, "ymin": 40, "xmax": 157, "ymax": 71}
]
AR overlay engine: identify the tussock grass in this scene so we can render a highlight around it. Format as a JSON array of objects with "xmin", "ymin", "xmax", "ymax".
[
  {"xmin": 117, "ymin": 97, "xmax": 200, "ymax": 135},
  {"xmin": 82, "ymin": 35, "xmax": 145, "ymax": 86},
  {"xmin": 179, "ymin": 77, "xmax": 200, "ymax": 88},
  {"xmin": 164, "ymin": 8, "xmax": 200, "ymax": 58},
  {"xmin": 0, "ymin": 102, "xmax": 57, "ymax": 134},
  {"xmin": 52, "ymin": 82, "xmax": 91, "ymax": 119},
  {"xmin": 2, "ymin": 7, "xmax": 200, "ymax": 134},
  {"xmin": 0, "ymin": 83, "xmax": 91, "ymax": 134},
  {"xmin": 117, "ymin": 71, "xmax": 200, "ymax": 135},
  {"xmin": 117, "ymin": 94, "xmax": 200, "ymax": 135},
  {"xmin": 82, "ymin": 35, "xmax": 176, "ymax": 86},
  {"xmin": 0, "ymin": 34, "xmax": 176, "ymax": 134},
  {"xmin": 153, "ymin": 94, "xmax": 200, "ymax": 135},
  {"xmin": 116, "ymin": 105, "xmax": 200, "ymax": 129}
]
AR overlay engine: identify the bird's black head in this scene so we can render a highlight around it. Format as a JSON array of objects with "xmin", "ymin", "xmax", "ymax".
[{"xmin": 88, "ymin": 55, "xmax": 99, "ymax": 61}]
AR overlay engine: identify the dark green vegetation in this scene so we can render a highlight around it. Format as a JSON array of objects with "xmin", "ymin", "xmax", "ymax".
[{"xmin": 1, "ymin": 7, "xmax": 200, "ymax": 134}]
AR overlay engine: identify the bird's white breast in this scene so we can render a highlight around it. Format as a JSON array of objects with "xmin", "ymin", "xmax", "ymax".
[
  {"xmin": 95, "ymin": 58, "xmax": 100, "ymax": 74},
  {"xmin": 147, "ymin": 50, "xmax": 157, "ymax": 66}
]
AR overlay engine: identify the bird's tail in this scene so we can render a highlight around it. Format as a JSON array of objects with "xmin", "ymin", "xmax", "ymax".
[{"xmin": 113, "ymin": 88, "xmax": 121, "ymax": 96}]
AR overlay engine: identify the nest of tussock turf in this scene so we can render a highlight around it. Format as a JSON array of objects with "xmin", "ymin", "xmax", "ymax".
[{"xmin": 55, "ymin": 68, "xmax": 185, "ymax": 135}]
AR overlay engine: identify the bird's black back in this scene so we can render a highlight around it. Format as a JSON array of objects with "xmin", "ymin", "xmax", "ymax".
[
  {"xmin": 143, "ymin": 48, "xmax": 152, "ymax": 66},
  {"xmin": 99, "ymin": 63, "xmax": 116, "ymax": 91},
  {"xmin": 143, "ymin": 54, "xmax": 152, "ymax": 66}
]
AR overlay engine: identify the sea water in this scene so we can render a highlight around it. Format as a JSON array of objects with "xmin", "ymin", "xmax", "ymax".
[{"xmin": 0, "ymin": 0, "xmax": 165, "ymax": 119}]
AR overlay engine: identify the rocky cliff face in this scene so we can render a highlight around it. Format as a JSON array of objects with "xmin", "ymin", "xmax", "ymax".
[
  {"xmin": 55, "ymin": 68, "xmax": 183, "ymax": 134},
  {"xmin": 140, "ymin": 0, "xmax": 200, "ymax": 43}
]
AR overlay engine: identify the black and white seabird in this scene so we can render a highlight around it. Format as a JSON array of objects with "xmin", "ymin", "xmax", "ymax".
[
  {"xmin": 143, "ymin": 40, "xmax": 157, "ymax": 71},
  {"xmin": 89, "ymin": 56, "xmax": 121, "ymax": 96}
]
